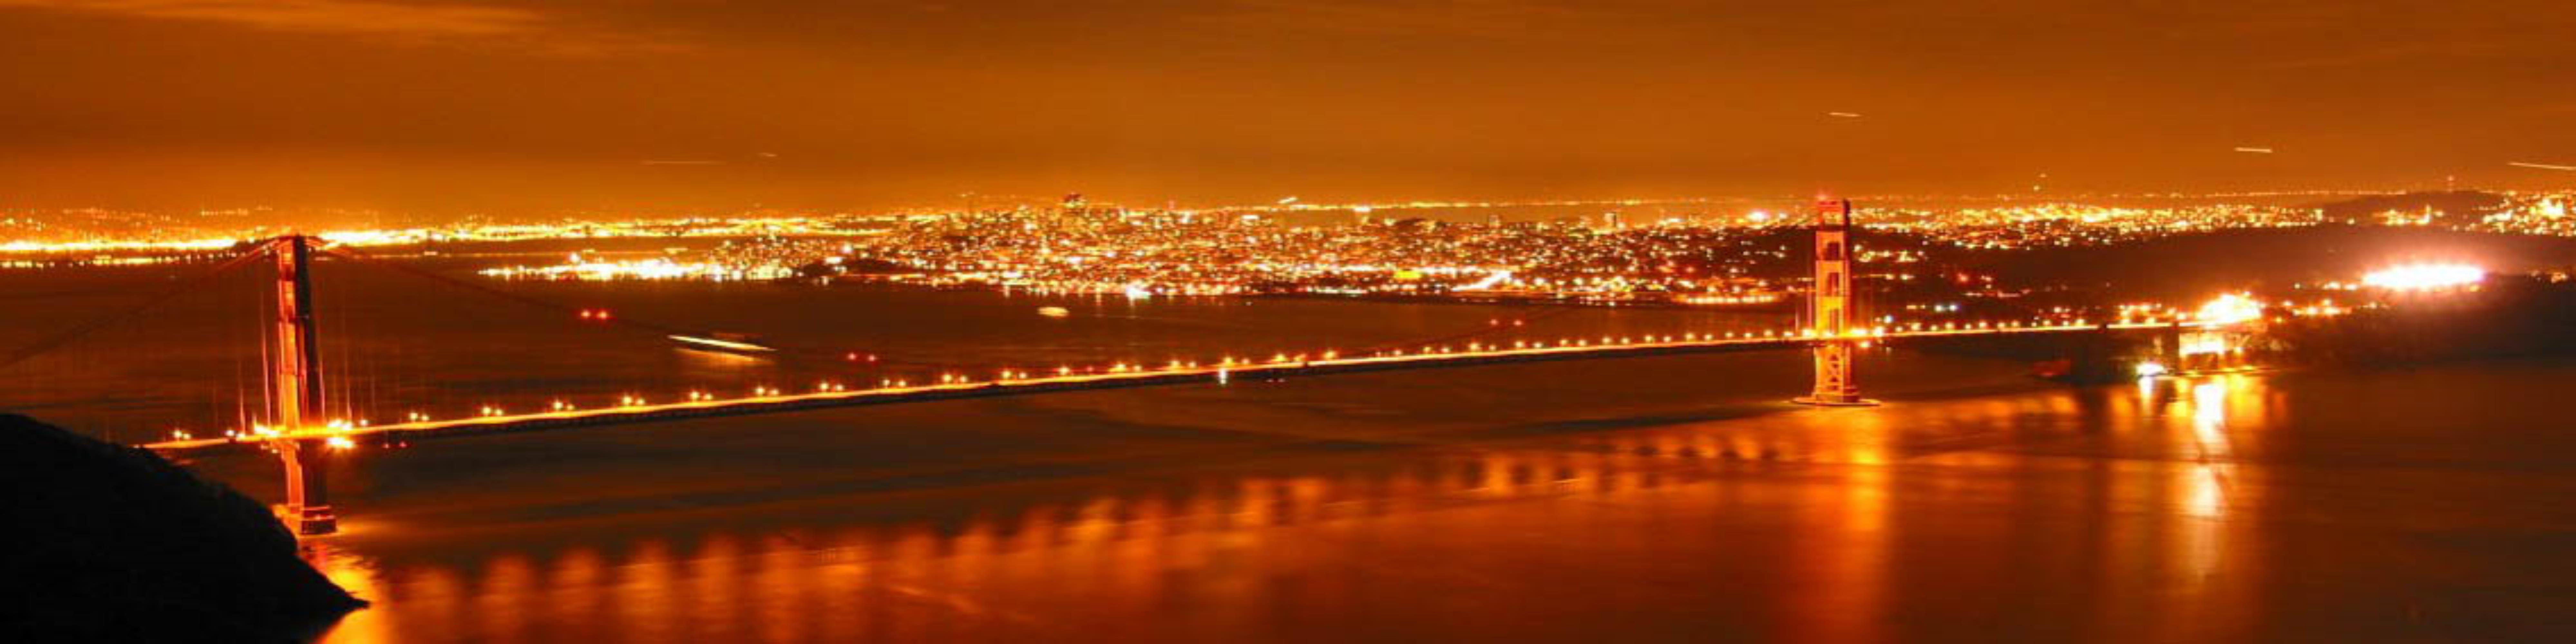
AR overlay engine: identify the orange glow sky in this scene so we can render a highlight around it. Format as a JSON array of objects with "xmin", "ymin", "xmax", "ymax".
[{"xmin": 1, "ymin": 1, "xmax": 2570, "ymax": 213}]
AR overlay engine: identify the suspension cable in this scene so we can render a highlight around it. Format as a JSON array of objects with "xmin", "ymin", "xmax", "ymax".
[
  {"xmin": 317, "ymin": 245, "xmax": 966, "ymax": 371},
  {"xmin": 0, "ymin": 245, "xmax": 271, "ymax": 372}
]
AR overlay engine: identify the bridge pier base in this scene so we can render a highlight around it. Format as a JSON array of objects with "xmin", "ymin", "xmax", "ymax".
[
  {"xmin": 1793, "ymin": 339, "xmax": 1880, "ymax": 407},
  {"xmin": 1791, "ymin": 394, "xmax": 1881, "ymax": 407},
  {"xmin": 1791, "ymin": 396, "xmax": 1881, "ymax": 407},
  {"xmin": 277, "ymin": 439, "xmax": 337, "ymax": 536},
  {"xmin": 2156, "ymin": 323, "xmax": 2185, "ymax": 372}
]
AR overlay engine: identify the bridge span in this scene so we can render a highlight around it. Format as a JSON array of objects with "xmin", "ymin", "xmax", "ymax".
[
  {"xmin": 143, "ymin": 320, "xmax": 2190, "ymax": 454},
  {"xmin": 73, "ymin": 199, "xmax": 2237, "ymax": 536}
]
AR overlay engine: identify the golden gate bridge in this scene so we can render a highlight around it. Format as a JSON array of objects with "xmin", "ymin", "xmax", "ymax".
[{"xmin": 2, "ymin": 201, "xmax": 2233, "ymax": 536}]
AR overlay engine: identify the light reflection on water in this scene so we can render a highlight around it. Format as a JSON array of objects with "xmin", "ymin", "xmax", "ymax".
[{"xmin": 278, "ymin": 366, "xmax": 2558, "ymax": 643}]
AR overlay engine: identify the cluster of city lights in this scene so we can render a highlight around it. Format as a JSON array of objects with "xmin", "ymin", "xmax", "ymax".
[
  {"xmin": 482, "ymin": 257, "xmax": 760, "ymax": 281},
  {"xmin": 2193, "ymin": 293, "xmax": 2264, "ymax": 325},
  {"xmin": 2361, "ymin": 263, "xmax": 2485, "ymax": 291}
]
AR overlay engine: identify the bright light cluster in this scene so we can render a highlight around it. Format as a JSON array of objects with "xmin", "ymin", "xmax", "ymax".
[
  {"xmin": 2194, "ymin": 293, "xmax": 2263, "ymax": 325},
  {"xmin": 481, "ymin": 257, "xmax": 768, "ymax": 281},
  {"xmin": 2362, "ymin": 264, "xmax": 2484, "ymax": 291}
]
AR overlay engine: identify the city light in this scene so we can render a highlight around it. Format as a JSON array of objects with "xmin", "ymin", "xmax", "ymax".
[
  {"xmin": 2195, "ymin": 293, "xmax": 2263, "ymax": 326},
  {"xmin": 2362, "ymin": 263, "xmax": 2485, "ymax": 291}
]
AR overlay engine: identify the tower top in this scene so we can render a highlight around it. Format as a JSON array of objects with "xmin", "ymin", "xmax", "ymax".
[{"xmin": 1814, "ymin": 198, "xmax": 1852, "ymax": 227}]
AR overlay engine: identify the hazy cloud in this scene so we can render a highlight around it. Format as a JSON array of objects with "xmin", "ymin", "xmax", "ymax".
[
  {"xmin": 1208, "ymin": 0, "xmax": 1597, "ymax": 39},
  {"xmin": 0, "ymin": 0, "xmax": 669, "ymax": 53},
  {"xmin": 1, "ymin": 0, "xmax": 2568, "ymax": 210}
]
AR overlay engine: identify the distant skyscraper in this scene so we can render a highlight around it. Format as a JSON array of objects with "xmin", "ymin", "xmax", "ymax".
[{"xmin": 1059, "ymin": 193, "xmax": 1090, "ymax": 223}]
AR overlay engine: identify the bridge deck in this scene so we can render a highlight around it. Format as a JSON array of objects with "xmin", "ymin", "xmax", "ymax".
[{"xmin": 143, "ymin": 322, "xmax": 2185, "ymax": 452}]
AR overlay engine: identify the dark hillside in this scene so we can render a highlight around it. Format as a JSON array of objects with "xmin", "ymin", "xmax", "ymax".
[{"xmin": 1, "ymin": 415, "xmax": 363, "ymax": 642}]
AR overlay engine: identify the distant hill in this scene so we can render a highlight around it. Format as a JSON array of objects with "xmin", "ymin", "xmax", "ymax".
[
  {"xmin": 2272, "ymin": 277, "xmax": 2576, "ymax": 365},
  {"xmin": 1972, "ymin": 225, "xmax": 2576, "ymax": 298}
]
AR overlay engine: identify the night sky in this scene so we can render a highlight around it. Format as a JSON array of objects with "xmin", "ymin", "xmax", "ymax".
[{"xmin": 2, "ymin": 1, "xmax": 2569, "ymax": 212}]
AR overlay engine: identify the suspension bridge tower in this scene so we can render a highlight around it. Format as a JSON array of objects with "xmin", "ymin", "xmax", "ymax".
[
  {"xmin": 269, "ymin": 235, "xmax": 338, "ymax": 535},
  {"xmin": 1794, "ymin": 199, "xmax": 1878, "ymax": 407}
]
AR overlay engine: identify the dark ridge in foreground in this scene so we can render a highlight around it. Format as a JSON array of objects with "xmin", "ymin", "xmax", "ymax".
[{"xmin": 0, "ymin": 414, "xmax": 363, "ymax": 643}]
